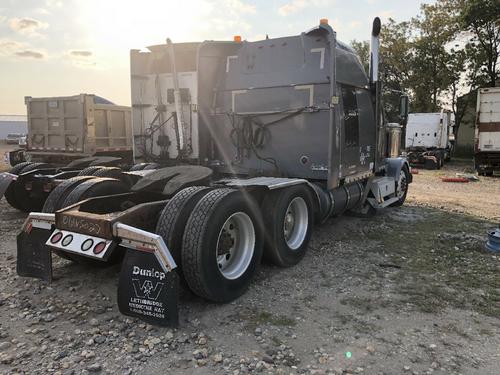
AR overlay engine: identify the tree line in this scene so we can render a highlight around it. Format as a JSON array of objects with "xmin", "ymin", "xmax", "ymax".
[{"xmin": 351, "ymin": 0, "xmax": 499, "ymax": 136}]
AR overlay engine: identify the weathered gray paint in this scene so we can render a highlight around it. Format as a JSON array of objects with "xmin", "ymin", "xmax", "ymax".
[
  {"xmin": 198, "ymin": 26, "xmax": 373, "ymax": 187},
  {"xmin": 133, "ymin": 23, "xmax": 381, "ymax": 188}
]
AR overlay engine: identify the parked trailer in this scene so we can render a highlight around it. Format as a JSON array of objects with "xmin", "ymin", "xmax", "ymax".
[
  {"xmin": 17, "ymin": 18, "xmax": 412, "ymax": 327},
  {"xmin": 1, "ymin": 95, "xmax": 136, "ymax": 211},
  {"xmin": 475, "ymin": 87, "xmax": 500, "ymax": 176},
  {"xmin": 7, "ymin": 94, "xmax": 132, "ymax": 165},
  {"xmin": 405, "ymin": 111, "xmax": 454, "ymax": 169}
]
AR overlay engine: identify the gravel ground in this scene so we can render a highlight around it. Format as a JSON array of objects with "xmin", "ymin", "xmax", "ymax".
[{"xmin": 0, "ymin": 161, "xmax": 499, "ymax": 375}]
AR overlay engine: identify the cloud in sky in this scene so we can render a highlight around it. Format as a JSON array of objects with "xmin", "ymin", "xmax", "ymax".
[
  {"xmin": 0, "ymin": 39, "xmax": 26, "ymax": 55},
  {"xmin": 278, "ymin": 0, "xmax": 307, "ymax": 16},
  {"xmin": 69, "ymin": 50, "xmax": 93, "ymax": 57},
  {"xmin": 278, "ymin": 0, "xmax": 334, "ymax": 16},
  {"xmin": 0, "ymin": 38, "xmax": 46, "ymax": 59},
  {"xmin": 15, "ymin": 50, "xmax": 46, "ymax": 59},
  {"xmin": 225, "ymin": 0, "xmax": 256, "ymax": 13},
  {"xmin": 9, "ymin": 17, "xmax": 49, "ymax": 35}
]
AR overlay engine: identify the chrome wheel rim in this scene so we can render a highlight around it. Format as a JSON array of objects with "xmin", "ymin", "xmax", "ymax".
[
  {"xmin": 397, "ymin": 172, "xmax": 408, "ymax": 199},
  {"xmin": 216, "ymin": 212, "xmax": 255, "ymax": 280},
  {"xmin": 283, "ymin": 197, "xmax": 308, "ymax": 250}
]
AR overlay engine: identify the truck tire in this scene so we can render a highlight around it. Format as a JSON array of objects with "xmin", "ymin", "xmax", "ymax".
[
  {"xmin": 436, "ymin": 153, "xmax": 444, "ymax": 169},
  {"xmin": 4, "ymin": 162, "xmax": 34, "ymax": 210},
  {"xmin": 390, "ymin": 166, "xmax": 410, "ymax": 207},
  {"xmin": 8, "ymin": 161, "xmax": 32, "ymax": 174},
  {"xmin": 9, "ymin": 163, "xmax": 50, "ymax": 212},
  {"xmin": 62, "ymin": 177, "xmax": 129, "ymax": 208},
  {"xmin": 92, "ymin": 167, "xmax": 123, "ymax": 179},
  {"xmin": 261, "ymin": 185, "xmax": 314, "ymax": 267},
  {"xmin": 424, "ymin": 158, "xmax": 437, "ymax": 170},
  {"xmin": 92, "ymin": 167, "xmax": 136, "ymax": 187},
  {"xmin": 182, "ymin": 188, "xmax": 264, "ymax": 302},
  {"xmin": 78, "ymin": 166, "xmax": 104, "ymax": 176},
  {"xmin": 155, "ymin": 186, "xmax": 211, "ymax": 272},
  {"xmin": 42, "ymin": 176, "xmax": 96, "ymax": 213}
]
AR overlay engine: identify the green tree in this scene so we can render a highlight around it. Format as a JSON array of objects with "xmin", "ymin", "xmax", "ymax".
[
  {"xmin": 350, "ymin": 39, "xmax": 370, "ymax": 74},
  {"xmin": 379, "ymin": 19, "xmax": 414, "ymax": 120},
  {"xmin": 411, "ymin": 1, "xmax": 458, "ymax": 111},
  {"xmin": 459, "ymin": 0, "xmax": 500, "ymax": 87}
]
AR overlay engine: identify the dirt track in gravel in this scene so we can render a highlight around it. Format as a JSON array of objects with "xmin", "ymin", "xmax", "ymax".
[
  {"xmin": 407, "ymin": 160, "xmax": 500, "ymax": 221},
  {"xmin": 0, "ymin": 160, "xmax": 499, "ymax": 375}
]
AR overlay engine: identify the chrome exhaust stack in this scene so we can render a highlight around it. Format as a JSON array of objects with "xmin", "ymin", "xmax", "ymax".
[{"xmin": 369, "ymin": 17, "xmax": 381, "ymax": 84}]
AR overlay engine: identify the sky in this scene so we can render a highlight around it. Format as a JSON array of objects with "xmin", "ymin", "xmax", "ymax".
[{"xmin": 0, "ymin": 0, "xmax": 433, "ymax": 114}]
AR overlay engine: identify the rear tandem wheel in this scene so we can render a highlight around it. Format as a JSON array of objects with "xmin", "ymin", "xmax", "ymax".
[
  {"xmin": 181, "ymin": 188, "xmax": 264, "ymax": 302},
  {"xmin": 261, "ymin": 185, "xmax": 314, "ymax": 267},
  {"xmin": 155, "ymin": 186, "xmax": 212, "ymax": 277}
]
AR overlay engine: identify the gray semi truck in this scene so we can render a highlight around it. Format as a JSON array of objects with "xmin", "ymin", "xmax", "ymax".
[{"xmin": 16, "ymin": 18, "xmax": 411, "ymax": 326}]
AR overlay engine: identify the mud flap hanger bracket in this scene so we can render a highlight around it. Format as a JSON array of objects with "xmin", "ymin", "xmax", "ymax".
[{"xmin": 113, "ymin": 222, "xmax": 177, "ymax": 273}]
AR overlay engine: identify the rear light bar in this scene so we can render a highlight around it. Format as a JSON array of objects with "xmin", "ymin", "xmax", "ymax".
[{"xmin": 46, "ymin": 230, "xmax": 112, "ymax": 260}]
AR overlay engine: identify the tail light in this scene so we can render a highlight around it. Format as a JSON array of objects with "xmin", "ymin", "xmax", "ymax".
[
  {"xmin": 43, "ymin": 182, "xmax": 52, "ymax": 192},
  {"xmin": 81, "ymin": 239, "xmax": 94, "ymax": 252},
  {"xmin": 93, "ymin": 242, "xmax": 106, "ymax": 255},
  {"xmin": 61, "ymin": 234, "xmax": 73, "ymax": 247},
  {"xmin": 50, "ymin": 232, "xmax": 63, "ymax": 244}
]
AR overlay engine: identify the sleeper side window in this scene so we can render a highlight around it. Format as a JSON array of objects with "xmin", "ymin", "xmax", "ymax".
[{"xmin": 341, "ymin": 85, "xmax": 359, "ymax": 148}]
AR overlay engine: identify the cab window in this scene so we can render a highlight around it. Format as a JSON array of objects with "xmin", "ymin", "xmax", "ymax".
[{"xmin": 341, "ymin": 85, "xmax": 359, "ymax": 148}]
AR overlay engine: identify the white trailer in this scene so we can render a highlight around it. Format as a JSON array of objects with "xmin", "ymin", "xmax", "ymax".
[
  {"xmin": 475, "ymin": 87, "xmax": 500, "ymax": 175},
  {"xmin": 405, "ymin": 110, "xmax": 453, "ymax": 169}
]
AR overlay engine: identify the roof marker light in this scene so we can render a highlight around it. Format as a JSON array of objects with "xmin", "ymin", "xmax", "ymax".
[
  {"xmin": 320, "ymin": 18, "xmax": 328, "ymax": 25},
  {"xmin": 234, "ymin": 35, "xmax": 242, "ymax": 42}
]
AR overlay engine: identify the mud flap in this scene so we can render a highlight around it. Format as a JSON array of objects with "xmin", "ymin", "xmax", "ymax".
[
  {"xmin": 0, "ymin": 172, "xmax": 16, "ymax": 199},
  {"xmin": 117, "ymin": 249, "xmax": 179, "ymax": 327},
  {"xmin": 16, "ymin": 228, "xmax": 53, "ymax": 282}
]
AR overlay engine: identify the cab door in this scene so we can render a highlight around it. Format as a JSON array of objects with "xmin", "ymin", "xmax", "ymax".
[{"xmin": 340, "ymin": 85, "xmax": 375, "ymax": 177}]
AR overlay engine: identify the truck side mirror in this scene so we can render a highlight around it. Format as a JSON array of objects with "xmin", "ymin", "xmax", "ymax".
[{"xmin": 399, "ymin": 95, "xmax": 409, "ymax": 126}]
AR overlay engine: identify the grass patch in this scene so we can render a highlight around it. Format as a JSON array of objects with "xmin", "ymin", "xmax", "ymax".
[{"xmin": 365, "ymin": 208, "xmax": 500, "ymax": 317}]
